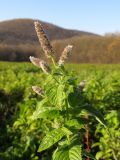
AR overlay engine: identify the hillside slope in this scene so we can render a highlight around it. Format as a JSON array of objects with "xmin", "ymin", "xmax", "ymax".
[{"xmin": 0, "ymin": 19, "xmax": 99, "ymax": 44}]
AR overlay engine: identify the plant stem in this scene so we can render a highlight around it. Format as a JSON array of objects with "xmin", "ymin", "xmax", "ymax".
[
  {"xmin": 85, "ymin": 115, "xmax": 90, "ymax": 160},
  {"xmin": 51, "ymin": 56, "xmax": 56, "ymax": 68},
  {"xmin": 112, "ymin": 150, "xmax": 118, "ymax": 160},
  {"xmin": 65, "ymin": 99, "xmax": 69, "ymax": 121}
]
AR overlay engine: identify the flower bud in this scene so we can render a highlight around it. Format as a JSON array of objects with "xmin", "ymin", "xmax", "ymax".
[
  {"xmin": 58, "ymin": 45, "xmax": 73, "ymax": 66},
  {"xmin": 39, "ymin": 60, "xmax": 51, "ymax": 74},
  {"xmin": 32, "ymin": 86, "xmax": 44, "ymax": 95},
  {"xmin": 29, "ymin": 56, "xmax": 41, "ymax": 68}
]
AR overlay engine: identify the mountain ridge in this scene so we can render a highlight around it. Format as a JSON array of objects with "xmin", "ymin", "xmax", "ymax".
[{"xmin": 0, "ymin": 18, "xmax": 99, "ymax": 44}]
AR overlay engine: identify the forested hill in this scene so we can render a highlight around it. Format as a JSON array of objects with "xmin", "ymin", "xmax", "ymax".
[
  {"xmin": 0, "ymin": 19, "xmax": 120, "ymax": 63},
  {"xmin": 0, "ymin": 19, "xmax": 98, "ymax": 44}
]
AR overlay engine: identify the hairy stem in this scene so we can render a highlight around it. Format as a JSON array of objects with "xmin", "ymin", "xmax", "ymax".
[
  {"xmin": 85, "ymin": 115, "xmax": 90, "ymax": 160},
  {"xmin": 51, "ymin": 56, "xmax": 56, "ymax": 68}
]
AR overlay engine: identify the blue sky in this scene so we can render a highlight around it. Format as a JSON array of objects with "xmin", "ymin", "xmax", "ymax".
[{"xmin": 0, "ymin": 0, "xmax": 120, "ymax": 35}]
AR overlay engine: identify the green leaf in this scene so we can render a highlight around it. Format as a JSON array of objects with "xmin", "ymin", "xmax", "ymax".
[
  {"xmin": 32, "ymin": 99, "xmax": 48, "ymax": 119},
  {"xmin": 44, "ymin": 75, "xmax": 74, "ymax": 109},
  {"xmin": 32, "ymin": 106, "xmax": 59, "ymax": 120},
  {"xmin": 61, "ymin": 127, "xmax": 73, "ymax": 136},
  {"xmin": 53, "ymin": 145, "xmax": 82, "ymax": 160},
  {"xmin": 83, "ymin": 150, "xmax": 96, "ymax": 160},
  {"xmin": 65, "ymin": 119, "xmax": 84, "ymax": 129},
  {"xmin": 32, "ymin": 98, "xmax": 60, "ymax": 120},
  {"xmin": 45, "ymin": 80, "xmax": 66, "ymax": 108},
  {"xmin": 69, "ymin": 145, "xmax": 82, "ymax": 160},
  {"xmin": 38, "ymin": 128, "xmax": 66, "ymax": 152},
  {"xmin": 53, "ymin": 147, "xmax": 70, "ymax": 160},
  {"xmin": 96, "ymin": 151, "xmax": 104, "ymax": 160},
  {"xmin": 81, "ymin": 105, "xmax": 106, "ymax": 128}
]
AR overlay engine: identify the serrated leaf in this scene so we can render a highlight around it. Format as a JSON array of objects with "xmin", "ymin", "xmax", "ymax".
[
  {"xmin": 32, "ymin": 98, "xmax": 60, "ymax": 120},
  {"xmin": 45, "ymin": 81, "xmax": 66, "ymax": 108},
  {"xmin": 53, "ymin": 145, "xmax": 82, "ymax": 160},
  {"xmin": 69, "ymin": 145, "xmax": 82, "ymax": 160},
  {"xmin": 53, "ymin": 147, "xmax": 70, "ymax": 160},
  {"xmin": 61, "ymin": 127, "xmax": 73, "ymax": 136},
  {"xmin": 44, "ymin": 75, "xmax": 74, "ymax": 109},
  {"xmin": 38, "ymin": 128, "xmax": 66, "ymax": 152},
  {"xmin": 65, "ymin": 119, "xmax": 85, "ymax": 129},
  {"xmin": 32, "ymin": 106, "xmax": 59, "ymax": 120}
]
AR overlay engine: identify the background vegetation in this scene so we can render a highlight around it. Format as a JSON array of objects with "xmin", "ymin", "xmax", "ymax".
[
  {"xmin": 1, "ymin": 34, "xmax": 120, "ymax": 63},
  {"xmin": 0, "ymin": 19, "xmax": 120, "ymax": 63},
  {"xmin": 0, "ymin": 18, "xmax": 120, "ymax": 159},
  {"xmin": 0, "ymin": 62, "xmax": 120, "ymax": 159}
]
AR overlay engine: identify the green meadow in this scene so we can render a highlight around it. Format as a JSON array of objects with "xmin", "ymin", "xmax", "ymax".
[{"xmin": 0, "ymin": 62, "xmax": 120, "ymax": 159}]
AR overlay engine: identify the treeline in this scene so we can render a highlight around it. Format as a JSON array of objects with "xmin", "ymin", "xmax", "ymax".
[
  {"xmin": 0, "ymin": 44, "xmax": 42, "ymax": 61},
  {"xmin": 53, "ymin": 34, "xmax": 120, "ymax": 63},
  {"xmin": 0, "ymin": 34, "xmax": 120, "ymax": 63}
]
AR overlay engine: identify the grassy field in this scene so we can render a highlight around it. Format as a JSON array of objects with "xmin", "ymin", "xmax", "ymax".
[
  {"xmin": 1, "ymin": 62, "xmax": 120, "ymax": 91},
  {"xmin": 0, "ymin": 62, "xmax": 120, "ymax": 160}
]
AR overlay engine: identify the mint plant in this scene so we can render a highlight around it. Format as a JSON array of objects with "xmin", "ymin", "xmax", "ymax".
[
  {"xmin": 0, "ymin": 22, "xmax": 106, "ymax": 160},
  {"xmin": 29, "ymin": 21, "xmax": 106, "ymax": 160},
  {"xmin": 93, "ymin": 111, "xmax": 120, "ymax": 160}
]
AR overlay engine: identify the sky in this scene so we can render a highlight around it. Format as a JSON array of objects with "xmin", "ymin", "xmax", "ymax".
[{"xmin": 0, "ymin": 0, "xmax": 120, "ymax": 35}]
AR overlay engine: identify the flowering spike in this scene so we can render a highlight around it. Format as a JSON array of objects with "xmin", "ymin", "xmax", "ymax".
[
  {"xmin": 29, "ymin": 56, "xmax": 51, "ymax": 74},
  {"xmin": 79, "ymin": 80, "xmax": 86, "ymax": 91},
  {"xmin": 39, "ymin": 60, "xmax": 51, "ymax": 74},
  {"xmin": 32, "ymin": 86, "xmax": 44, "ymax": 95},
  {"xmin": 58, "ymin": 45, "xmax": 73, "ymax": 66},
  {"xmin": 29, "ymin": 56, "xmax": 41, "ymax": 68},
  {"xmin": 34, "ymin": 21, "xmax": 55, "ymax": 58}
]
